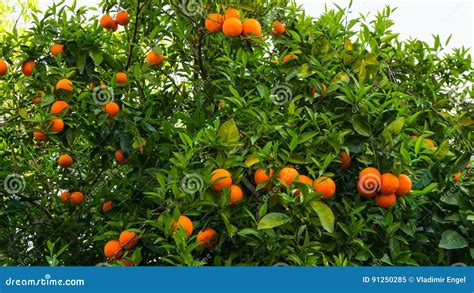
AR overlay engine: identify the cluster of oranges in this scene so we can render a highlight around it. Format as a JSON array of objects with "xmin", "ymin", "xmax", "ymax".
[
  {"xmin": 32, "ymin": 78, "xmax": 72, "ymax": 141},
  {"xmin": 209, "ymin": 169, "xmax": 244, "ymax": 205},
  {"xmin": 6, "ymin": 9, "xmax": 165, "ymax": 210},
  {"xmin": 205, "ymin": 8, "xmax": 285, "ymax": 39},
  {"xmin": 170, "ymin": 215, "xmax": 218, "ymax": 249},
  {"xmin": 356, "ymin": 167, "xmax": 412, "ymax": 208},
  {"xmin": 254, "ymin": 166, "xmax": 337, "ymax": 199},
  {"xmin": 103, "ymin": 230, "xmax": 138, "ymax": 266},
  {"xmin": 60, "ymin": 191, "xmax": 85, "ymax": 205},
  {"xmin": 99, "ymin": 11, "xmax": 130, "ymax": 31}
]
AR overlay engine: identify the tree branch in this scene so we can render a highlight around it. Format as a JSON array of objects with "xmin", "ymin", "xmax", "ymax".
[{"xmin": 125, "ymin": 0, "xmax": 150, "ymax": 70}]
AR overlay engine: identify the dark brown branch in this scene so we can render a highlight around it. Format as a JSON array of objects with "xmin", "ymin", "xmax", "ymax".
[{"xmin": 125, "ymin": 0, "xmax": 150, "ymax": 70}]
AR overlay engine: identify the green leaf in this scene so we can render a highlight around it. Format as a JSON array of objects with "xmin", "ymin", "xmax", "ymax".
[
  {"xmin": 439, "ymin": 230, "xmax": 468, "ymax": 249},
  {"xmin": 344, "ymin": 38, "xmax": 353, "ymax": 51},
  {"xmin": 89, "ymin": 49, "xmax": 103, "ymax": 66},
  {"xmin": 331, "ymin": 72, "xmax": 350, "ymax": 84},
  {"xmin": 237, "ymin": 228, "xmax": 260, "ymax": 237},
  {"xmin": 257, "ymin": 213, "xmax": 291, "ymax": 230},
  {"xmin": 386, "ymin": 117, "xmax": 405, "ymax": 134},
  {"xmin": 216, "ymin": 119, "xmax": 239, "ymax": 143},
  {"xmin": 351, "ymin": 115, "xmax": 371, "ymax": 137},
  {"xmin": 19, "ymin": 108, "xmax": 28, "ymax": 119},
  {"xmin": 310, "ymin": 201, "xmax": 335, "ymax": 233},
  {"xmin": 410, "ymin": 183, "xmax": 438, "ymax": 196},
  {"xmin": 244, "ymin": 154, "xmax": 259, "ymax": 167},
  {"xmin": 433, "ymin": 140, "xmax": 449, "ymax": 160},
  {"xmin": 298, "ymin": 131, "xmax": 318, "ymax": 144}
]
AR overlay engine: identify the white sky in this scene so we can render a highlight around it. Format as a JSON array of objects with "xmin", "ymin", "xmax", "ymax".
[{"xmin": 34, "ymin": 0, "xmax": 473, "ymax": 50}]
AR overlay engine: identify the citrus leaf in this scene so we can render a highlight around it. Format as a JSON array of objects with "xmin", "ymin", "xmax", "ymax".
[
  {"xmin": 244, "ymin": 154, "xmax": 260, "ymax": 167},
  {"xmin": 351, "ymin": 115, "xmax": 371, "ymax": 137},
  {"xmin": 433, "ymin": 140, "xmax": 449, "ymax": 160},
  {"xmin": 310, "ymin": 201, "xmax": 335, "ymax": 233},
  {"xmin": 439, "ymin": 230, "xmax": 468, "ymax": 249},
  {"xmin": 257, "ymin": 213, "xmax": 291, "ymax": 230},
  {"xmin": 217, "ymin": 119, "xmax": 239, "ymax": 143}
]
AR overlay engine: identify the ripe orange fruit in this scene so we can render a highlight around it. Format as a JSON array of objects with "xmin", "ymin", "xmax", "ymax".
[
  {"xmin": 60, "ymin": 192, "xmax": 70, "ymax": 204},
  {"xmin": 33, "ymin": 132, "xmax": 48, "ymax": 141},
  {"xmin": 115, "ymin": 149, "xmax": 129, "ymax": 165},
  {"xmin": 277, "ymin": 167, "xmax": 299, "ymax": 186},
  {"xmin": 146, "ymin": 50, "xmax": 165, "ymax": 66},
  {"xmin": 51, "ymin": 44, "xmax": 64, "ymax": 57},
  {"xmin": 21, "ymin": 60, "xmax": 36, "ymax": 76},
  {"xmin": 0, "ymin": 59, "xmax": 8, "ymax": 76},
  {"xmin": 242, "ymin": 19, "xmax": 262, "ymax": 36},
  {"xmin": 453, "ymin": 172, "xmax": 461, "ymax": 183},
  {"xmin": 310, "ymin": 84, "xmax": 327, "ymax": 97},
  {"xmin": 340, "ymin": 151, "xmax": 351, "ymax": 169},
  {"xmin": 228, "ymin": 184, "xmax": 243, "ymax": 205},
  {"xmin": 70, "ymin": 191, "xmax": 85, "ymax": 205},
  {"xmin": 205, "ymin": 13, "xmax": 224, "ymax": 32},
  {"xmin": 396, "ymin": 174, "xmax": 412, "ymax": 196},
  {"xmin": 380, "ymin": 173, "xmax": 400, "ymax": 195},
  {"xmin": 375, "ymin": 193, "xmax": 397, "ymax": 208},
  {"xmin": 32, "ymin": 97, "xmax": 42, "ymax": 104},
  {"xmin": 58, "ymin": 154, "xmax": 73, "ymax": 168},
  {"xmin": 115, "ymin": 11, "xmax": 130, "ymax": 26},
  {"xmin": 119, "ymin": 259, "xmax": 134, "ymax": 266},
  {"xmin": 313, "ymin": 176, "xmax": 336, "ymax": 199},
  {"xmin": 359, "ymin": 167, "xmax": 381, "ymax": 180},
  {"xmin": 104, "ymin": 240, "xmax": 123, "ymax": 259},
  {"xmin": 423, "ymin": 139, "xmax": 436, "ymax": 148},
  {"xmin": 172, "ymin": 215, "xmax": 193, "ymax": 237},
  {"xmin": 56, "ymin": 79, "xmax": 73, "ymax": 91},
  {"xmin": 254, "ymin": 168, "xmax": 274, "ymax": 189},
  {"xmin": 223, "ymin": 18, "xmax": 242, "ymax": 37},
  {"xmin": 412, "ymin": 136, "xmax": 436, "ymax": 148},
  {"xmin": 294, "ymin": 175, "xmax": 313, "ymax": 196},
  {"xmin": 102, "ymin": 200, "xmax": 113, "ymax": 213},
  {"xmin": 282, "ymin": 53, "xmax": 297, "ymax": 63},
  {"xmin": 104, "ymin": 102, "xmax": 120, "ymax": 117},
  {"xmin": 210, "ymin": 169, "xmax": 232, "ymax": 192},
  {"xmin": 197, "ymin": 228, "xmax": 218, "ymax": 249},
  {"xmin": 224, "ymin": 8, "xmax": 240, "ymax": 20},
  {"xmin": 119, "ymin": 230, "xmax": 138, "ymax": 249},
  {"xmin": 272, "ymin": 20, "xmax": 285, "ymax": 35},
  {"xmin": 48, "ymin": 119, "xmax": 64, "ymax": 133},
  {"xmin": 116, "ymin": 72, "xmax": 127, "ymax": 84},
  {"xmin": 100, "ymin": 14, "xmax": 117, "ymax": 31},
  {"xmin": 51, "ymin": 100, "xmax": 69, "ymax": 115}
]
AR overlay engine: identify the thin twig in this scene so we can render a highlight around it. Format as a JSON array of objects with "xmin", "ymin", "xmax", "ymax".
[{"xmin": 125, "ymin": 0, "xmax": 150, "ymax": 70}]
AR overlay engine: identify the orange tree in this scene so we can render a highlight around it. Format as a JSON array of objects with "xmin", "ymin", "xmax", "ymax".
[{"xmin": 0, "ymin": 0, "xmax": 472, "ymax": 266}]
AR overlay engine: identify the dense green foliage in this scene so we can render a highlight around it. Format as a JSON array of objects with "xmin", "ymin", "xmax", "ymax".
[{"xmin": 0, "ymin": 0, "xmax": 472, "ymax": 266}]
